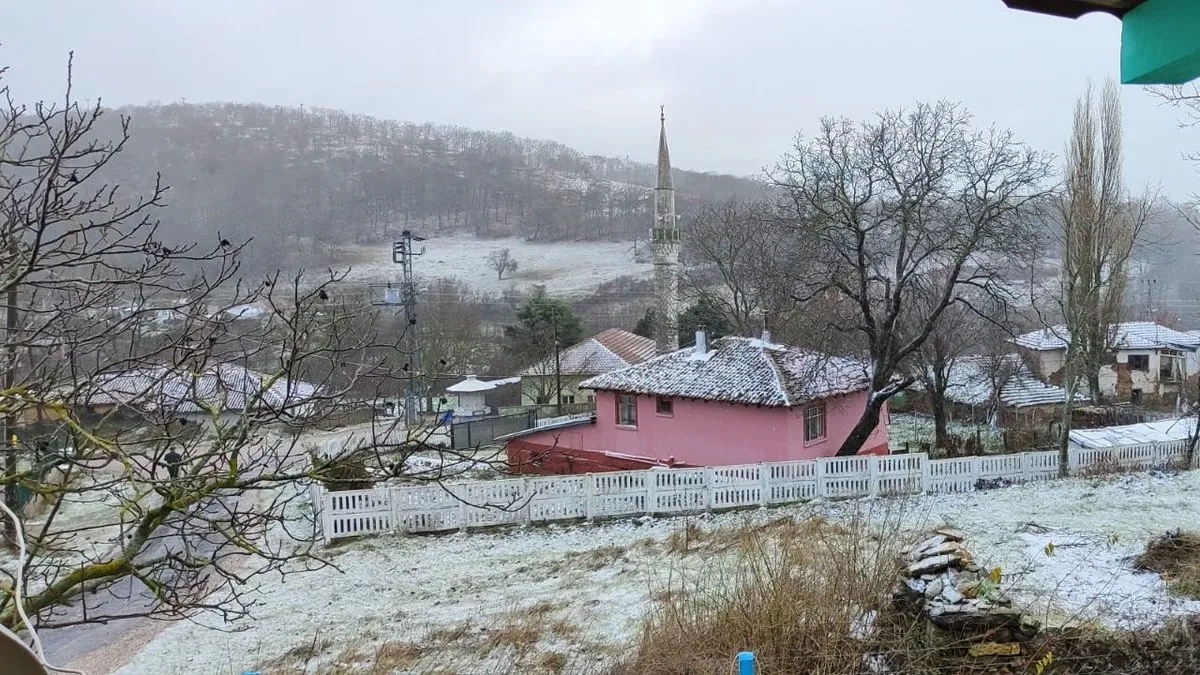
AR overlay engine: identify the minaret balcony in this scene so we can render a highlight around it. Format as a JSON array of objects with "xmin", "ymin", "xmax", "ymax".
[{"xmin": 650, "ymin": 227, "xmax": 681, "ymax": 243}]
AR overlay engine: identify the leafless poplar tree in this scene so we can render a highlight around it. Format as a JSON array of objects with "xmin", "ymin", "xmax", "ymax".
[
  {"xmin": 770, "ymin": 101, "xmax": 1053, "ymax": 456},
  {"xmin": 1054, "ymin": 80, "xmax": 1152, "ymax": 474}
]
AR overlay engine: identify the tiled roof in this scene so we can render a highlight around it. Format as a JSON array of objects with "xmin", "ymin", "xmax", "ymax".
[
  {"xmin": 580, "ymin": 337, "xmax": 871, "ymax": 407},
  {"xmin": 522, "ymin": 329, "xmax": 656, "ymax": 376},
  {"xmin": 1013, "ymin": 322, "xmax": 1200, "ymax": 352},
  {"xmin": 75, "ymin": 363, "xmax": 316, "ymax": 417},
  {"xmin": 941, "ymin": 355, "xmax": 1089, "ymax": 408}
]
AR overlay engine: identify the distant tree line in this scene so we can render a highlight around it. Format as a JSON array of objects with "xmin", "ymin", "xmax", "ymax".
[{"xmin": 85, "ymin": 102, "xmax": 761, "ymax": 276}]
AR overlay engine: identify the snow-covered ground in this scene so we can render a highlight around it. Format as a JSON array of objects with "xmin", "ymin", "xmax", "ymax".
[
  {"xmin": 337, "ymin": 234, "xmax": 652, "ymax": 297},
  {"xmin": 116, "ymin": 469, "xmax": 1200, "ymax": 675}
]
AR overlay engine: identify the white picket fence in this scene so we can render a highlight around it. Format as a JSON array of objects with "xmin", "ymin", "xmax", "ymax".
[{"xmin": 308, "ymin": 439, "xmax": 1197, "ymax": 543}]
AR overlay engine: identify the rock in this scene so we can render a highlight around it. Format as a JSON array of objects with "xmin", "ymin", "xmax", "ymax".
[
  {"xmin": 935, "ymin": 527, "xmax": 967, "ymax": 542},
  {"xmin": 905, "ymin": 579, "xmax": 927, "ymax": 594},
  {"xmin": 906, "ymin": 534, "xmax": 947, "ymax": 560},
  {"xmin": 968, "ymin": 642, "xmax": 1021, "ymax": 657},
  {"xmin": 913, "ymin": 541, "xmax": 966, "ymax": 561},
  {"xmin": 925, "ymin": 578, "xmax": 944, "ymax": 599},
  {"xmin": 920, "ymin": 574, "xmax": 936, "ymax": 581},
  {"xmin": 941, "ymin": 584, "xmax": 964, "ymax": 604},
  {"xmin": 909, "ymin": 553, "xmax": 960, "ymax": 576}
]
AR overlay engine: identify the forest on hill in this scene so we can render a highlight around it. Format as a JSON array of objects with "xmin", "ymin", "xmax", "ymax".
[{"xmin": 94, "ymin": 102, "xmax": 762, "ymax": 274}]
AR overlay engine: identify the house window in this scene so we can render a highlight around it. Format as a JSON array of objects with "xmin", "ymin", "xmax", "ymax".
[
  {"xmin": 804, "ymin": 402, "xmax": 826, "ymax": 443},
  {"xmin": 1128, "ymin": 354, "xmax": 1150, "ymax": 371},
  {"xmin": 560, "ymin": 394, "xmax": 576, "ymax": 405},
  {"xmin": 1130, "ymin": 389, "xmax": 1143, "ymax": 405},
  {"xmin": 535, "ymin": 395, "xmax": 550, "ymax": 405},
  {"xmin": 617, "ymin": 394, "xmax": 638, "ymax": 427},
  {"xmin": 586, "ymin": 394, "xmax": 595, "ymax": 403},
  {"xmin": 656, "ymin": 398, "xmax": 674, "ymax": 416}
]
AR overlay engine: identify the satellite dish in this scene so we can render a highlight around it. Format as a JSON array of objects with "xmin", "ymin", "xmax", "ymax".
[{"xmin": 0, "ymin": 625, "xmax": 49, "ymax": 675}]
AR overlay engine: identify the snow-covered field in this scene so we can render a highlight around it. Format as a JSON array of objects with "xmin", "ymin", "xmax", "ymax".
[
  {"xmin": 337, "ymin": 234, "xmax": 652, "ymax": 297},
  {"xmin": 116, "ymin": 469, "xmax": 1200, "ymax": 675}
]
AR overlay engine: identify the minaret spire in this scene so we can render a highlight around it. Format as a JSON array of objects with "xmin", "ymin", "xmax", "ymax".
[{"xmin": 652, "ymin": 108, "xmax": 680, "ymax": 355}]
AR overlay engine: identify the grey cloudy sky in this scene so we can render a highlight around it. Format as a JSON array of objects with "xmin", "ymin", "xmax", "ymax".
[{"xmin": 3, "ymin": 0, "xmax": 1196, "ymax": 195}]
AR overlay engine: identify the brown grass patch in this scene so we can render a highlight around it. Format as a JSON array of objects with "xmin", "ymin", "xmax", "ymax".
[
  {"xmin": 610, "ymin": 508, "xmax": 913, "ymax": 675},
  {"xmin": 1134, "ymin": 530, "xmax": 1200, "ymax": 598},
  {"xmin": 369, "ymin": 642, "xmax": 425, "ymax": 672},
  {"xmin": 548, "ymin": 544, "xmax": 628, "ymax": 573},
  {"xmin": 538, "ymin": 651, "xmax": 569, "ymax": 673}
]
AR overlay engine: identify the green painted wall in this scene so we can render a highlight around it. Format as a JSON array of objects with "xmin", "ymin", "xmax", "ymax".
[{"xmin": 1122, "ymin": 0, "xmax": 1200, "ymax": 84}]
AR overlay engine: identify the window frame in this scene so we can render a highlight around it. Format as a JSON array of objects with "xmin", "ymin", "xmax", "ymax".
[
  {"xmin": 616, "ymin": 394, "xmax": 638, "ymax": 427},
  {"xmin": 804, "ymin": 401, "xmax": 827, "ymax": 443},
  {"xmin": 561, "ymin": 394, "xmax": 576, "ymax": 405},
  {"xmin": 1128, "ymin": 354, "xmax": 1150, "ymax": 372},
  {"xmin": 655, "ymin": 397, "xmax": 674, "ymax": 416}
]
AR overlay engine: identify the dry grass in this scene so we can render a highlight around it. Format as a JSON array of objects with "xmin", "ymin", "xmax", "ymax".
[
  {"xmin": 1135, "ymin": 530, "xmax": 1200, "ymax": 598},
  {"xmin": 610, "ymin": 508, "xmax": 916, "ymax": 675}
]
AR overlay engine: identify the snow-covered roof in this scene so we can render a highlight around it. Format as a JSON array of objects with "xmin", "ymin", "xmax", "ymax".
[
  {"xmin": 941, "ymin": 355, "xmax": 1088, "ymax": 409},
  {"xmin": 580, "ymin": 336, "xmax": 871, "ymax": 407},
  {"xmin": 522, "ymin": 328, "xmax": 656, "ymax": 377},
  {"xmin": 1013, "ymin": 322, "xmax": 1200, "ymax": 352},
  {"xmin": 1068, "ymin": 418, "xmax": 1197, "ymax": 450},
  {"xmin": 217, "ymin": 304, "xmax": 267, "ymax": 320},
  {"xmin": 74, "ymin": 363, "xmax": 317, "ymax": 418},
  {"xmin": 445, "ymin": 376, "xmax": 520, "ymax": 393}
]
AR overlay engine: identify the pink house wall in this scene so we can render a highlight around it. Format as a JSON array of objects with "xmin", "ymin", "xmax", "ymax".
[{"xmin": 511, "ymin": 390, "xmax": 889, "ymax": 470}]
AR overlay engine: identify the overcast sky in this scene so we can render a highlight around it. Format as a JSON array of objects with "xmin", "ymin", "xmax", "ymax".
[{"xmin": 3, "ymin": 0, "xmax": 1196, "ymax": 196}]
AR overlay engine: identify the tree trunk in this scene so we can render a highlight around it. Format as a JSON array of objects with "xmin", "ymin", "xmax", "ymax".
[
  {"xmin": 1087, "ymin": 370, "xmax": 1103, "ymax": 405},
  {"xmin": 932, "ymin": 398, "xmax": 949, "ymax": 451},
  {"xmin": 836, "ymin": 395, "xmax": 886, "ymax": 456}
]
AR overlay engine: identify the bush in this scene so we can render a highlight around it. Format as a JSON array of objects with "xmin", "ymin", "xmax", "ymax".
[{"xmin": 320, "ymin": 455, "xmax": 375, "ymax": 492}]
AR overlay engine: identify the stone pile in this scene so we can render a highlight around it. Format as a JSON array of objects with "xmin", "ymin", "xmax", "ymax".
[{"xmin": 895, "ymin": 528, "xmax": 1039, "ymax": 660}]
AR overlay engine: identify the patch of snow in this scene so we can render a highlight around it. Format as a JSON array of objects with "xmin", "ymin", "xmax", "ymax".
[
  {"xmin": 337, "ymin": 234, "xmax": 653, "ymax": 298},
  {"xmin": 887, "ymin": 412, "xmax": 1004, "ymax": 453}
]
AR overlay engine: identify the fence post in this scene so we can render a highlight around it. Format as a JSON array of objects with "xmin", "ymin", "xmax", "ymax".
[
  {"xmin": 458, "ymin": 493, "xmax": 469, "ymax": 532},
  {"xmin": 645, "ymin": 471, "xmax": 658, "ymax": 515},
  {"xmin": 759, "ymin": 463, "xmax": 770, "ymax": 507},
  {"xmin": 737, "ymin": 651, "xmax": 756, "ymax": 675},
  {"xmin": 1021, "ymin": 451, "xmax": 1032, "ymax": 483},
  {"xmin": 321, "ymin": 490, "xmax": 335, "ymax": 544},
  {"xmin": 920, "ymin": 453, "xmax": 932, "ymax": 494},
  {"xmin": 868, "ymin": 454, "xmax": 879, "ymax": 497},
  {"xmin": 816, "ymin": 458, "xmax": 827, "ymax": 498},
  {"xmin": 584, "ymin": 473, "xmax": 595, "ymax": 520},
  {"xmin": 521, "ymin": 477, "xmax": 532, "ymax": 523},
  {"xmin": 1067, "ymin": 445, "xmax": 1078, "ymax": 476},
  {"xmin": 704, "ymin": 466, "xmax": 715, "ymax": 511}
]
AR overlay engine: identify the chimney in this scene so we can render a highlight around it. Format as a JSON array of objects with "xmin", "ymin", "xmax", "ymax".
[
  {"xmin": 760, "ymin": 329, "xmax": 772, "ymax": 344},
  {"xmin": 694, "ymin": 328, "xmax": 708, "ymax": 356}
]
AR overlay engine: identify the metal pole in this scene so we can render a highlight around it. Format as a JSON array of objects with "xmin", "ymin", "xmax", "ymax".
[
  {"xmin": 392, "ymin": 231, "xmax": 425, "ymax": 427},
  {"xmin": 553, "ymin": 313, "xmax": 563, "ymax": 417}
]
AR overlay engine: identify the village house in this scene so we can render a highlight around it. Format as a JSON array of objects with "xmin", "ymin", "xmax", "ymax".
[
  {"xmin": 519, "ymin": 328, "xmax": 656, "ymax": 414},
  {"xmin": 66, "ymin": 363, "xmax": 318, "ymax": 426},
  {"xmin": 443, "ymin": 375, "xmax": 520, "ymax": 421},
  {"xmin": 504, "ymin": 331, "xmax": 890, "ymax": 474},
  {"xmin": 912, "ymin": 354, "xmax": 1089, "ymax": 429},
  {"xmin": 1013, "ymin": 322, "xmax": 1200, "ymax": 405}
]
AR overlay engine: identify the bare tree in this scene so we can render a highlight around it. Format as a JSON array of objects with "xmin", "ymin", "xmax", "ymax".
[
  {"xmin": 683, "ymin": 199, "xmax": 791, "ymax": 334},
  {"xmin": 770, "ymin": 101, "xmax": 1053, "ymax": 456},
  {"xmin": 0, "ymin": 55, "xmax": 444, "ymax": 646},
  {"xmin": 1053, "ymin": 80, "xmax": 1151, "ymax": 475},
  {"xmin": 486, "ymin": 248, "xmax": 518, "ymax": 281}
]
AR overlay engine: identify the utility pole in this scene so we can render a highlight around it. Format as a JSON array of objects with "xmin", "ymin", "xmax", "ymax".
[
  {"xmin": 552, "ymin": 313, "xmax": 563, "ymax": 417},
  {"xmin": 391, "ymin": 231, "xmax": 425, "ymax": 427}
]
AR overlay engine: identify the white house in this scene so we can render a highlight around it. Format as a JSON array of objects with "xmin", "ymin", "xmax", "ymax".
[
  {"xmin": 444, "ymin": 376, "xmax": 520, "ymax": 420},
  {"xmin": 1013, "ymin": 322, "xmax": 1200, "ymax": 405}
]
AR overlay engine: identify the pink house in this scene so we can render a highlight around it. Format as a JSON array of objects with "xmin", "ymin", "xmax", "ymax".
[{"xmin": 505, "ymin": 332, "xmax": 890, "ymax": 474}]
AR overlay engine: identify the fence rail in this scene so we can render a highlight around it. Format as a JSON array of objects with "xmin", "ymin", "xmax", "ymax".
[{"xmin": 310, "ymin": 439, "xmax": 1197, "ymax": 542}]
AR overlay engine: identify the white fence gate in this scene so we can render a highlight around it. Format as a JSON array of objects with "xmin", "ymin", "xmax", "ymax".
[{"xmin": 309, "ymin": 439, "xmax": 1197, "ymax": 543}]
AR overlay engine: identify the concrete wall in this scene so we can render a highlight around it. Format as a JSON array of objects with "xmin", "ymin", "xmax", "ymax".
[{"xmin": 508, "ymin": 389, "xmax": 889, "ymax": 472}]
